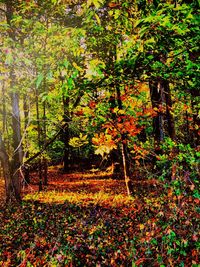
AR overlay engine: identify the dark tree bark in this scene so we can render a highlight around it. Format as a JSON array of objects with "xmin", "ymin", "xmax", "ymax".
[
  {"xmin": 0, "ymin": 135, "xmax": 21, "ymax": 202},
  {"xmin": 149, "ymin": 80, "xmax": 164, "ymax": 146},
  {"xmin": 108, "ymin": 94, "xmax": 123, "ymax": 177},
  {"xmin": 162, "ymin": 80, "xmax": 176, "ymax": 141},
  {"xmin": 138, "ymin": 128, "xmax": 147, "ymax": 142}
]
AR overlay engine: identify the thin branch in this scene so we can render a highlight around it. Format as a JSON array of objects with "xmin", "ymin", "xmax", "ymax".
[
  {"xmin": 24, "ymin": 122, "xmax": 69, "ymax": 165},
  {"xmin": 167, "ymin": 45, "xmax": 199, "ymax": 59},
  {"xmin": 0, "ymin": 7, "xmax": 6, "ymax": 14}
]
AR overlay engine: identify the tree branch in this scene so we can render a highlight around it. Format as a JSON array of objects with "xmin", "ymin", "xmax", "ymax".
[
  {"xmin": 0, "ymin": 7, "xmax": 6, "ymax": 14},
  {"xmin": 24, "ymin": 122, "xmax": 69, "ymax": 165},
  {"xmin": 167, "ymin": 45, "xmax": 199, "ymax": 59}
]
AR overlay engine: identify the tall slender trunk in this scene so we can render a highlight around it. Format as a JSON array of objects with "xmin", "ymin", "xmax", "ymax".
[
  {"xmin": 63, "ymin": 95, "xmax": 70, "ymax": 172},
  {"xmin": 42, "ymin": 19, "xmax": 48, "ymax": 185},
  {"xmin": 23, "ymin": 95, "xmax": 30, "ymax": 185},
  {"xmin": 161, "ymin": 80, "xmax": 177, "ymax": 180},
  {"xmin": 43, "ymin": 100, "xmax": 48, "ymax": 185},
  {"xmin": 36, "ymin": 87, "xmax": 43, "ymax": 191},
  {"xmin": 116, "ymin": 85, "xmax": 133, "ymax": 196},
  {"xmin": 5, "ymin": 0, "xmax": 22, "ymax": 202},
  {"xmin": 2, "ymin": 80, "xmax": 6, "ymax": 133},
  {"xmin": 23, "ymin": 95, "xmax": 29, "ymax": 129},
  {"xmin": 109, "ymin": 94, "xmax": 122, "ymax": 176},
  {"xmin": 108, "ymin": 45, "xmax": 133, "ymax": 196},
  {"xmin": 149, "ymin": 80, "xmax": 164, "ymax": 147},
  {"xmin": 162, "ymin": 80, "xmax": 176, "ymax": 141},
  {"xmin": 10, "ymin": 71, "xmax": 22, "ymax": 201},
  {"xmin": 60, "ymin": 72, "xmax": 70, "ymax": 172}
]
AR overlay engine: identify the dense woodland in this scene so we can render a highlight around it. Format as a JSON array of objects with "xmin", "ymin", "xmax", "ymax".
[{"xmin": 0, "ymin": 0, "xmax": 199, "ymax": 266}]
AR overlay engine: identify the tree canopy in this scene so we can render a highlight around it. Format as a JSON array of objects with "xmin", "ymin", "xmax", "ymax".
[
  {"xmin": 0, "ymin": 0, "xmax": 199, "ymax": 200},
  {"xmin": 0, "ymin": 1, "xmax": 199, "ymax": 266}
]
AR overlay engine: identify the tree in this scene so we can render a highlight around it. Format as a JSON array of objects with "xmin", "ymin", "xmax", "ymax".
[
  {"xmin": 0, "ymin": 1, "xmax": 24, "ymax": 201},
  {"xmin": 0, "ymin": 0, "xmax": 199, "ymax": 202}
]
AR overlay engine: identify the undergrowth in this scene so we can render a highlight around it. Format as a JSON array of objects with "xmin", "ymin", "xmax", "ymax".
[{"xmin": 0, "ymin": 182, "xmax": 199, "ymax": 267}]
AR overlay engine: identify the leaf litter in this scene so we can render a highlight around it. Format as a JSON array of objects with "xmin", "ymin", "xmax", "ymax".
[{"xmin": 0, "ymin": 170, "xmax": 199, "ymax": 266}]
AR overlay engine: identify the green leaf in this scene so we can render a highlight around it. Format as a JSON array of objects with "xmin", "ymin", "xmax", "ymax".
[
  {"xmin": 87, "ymin": 0, "xmax": 104, "ymax": 9},
  {"xmin": 36, "ymin": 73, "xmax": 44, "ymax": 89},
  {"xmin": 67, "ymin": 77, "xmax": 74, "ymax": 90},
  {"xmin": 5, "ymin": 53, "xmax": 13, "ymax": 65},
  {"xmin": 69, "ymin": 134, "xmax": 88, "ymax": 148}
]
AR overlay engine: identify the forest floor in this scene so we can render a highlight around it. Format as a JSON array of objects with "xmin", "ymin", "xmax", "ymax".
[{"xmin": 0, "ymin": 168, "xmax": 199, "ymax": 266}]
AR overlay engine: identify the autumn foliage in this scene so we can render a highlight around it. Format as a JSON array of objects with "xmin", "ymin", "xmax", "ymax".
[{"xmin": 0, "ymin": 0, "xmax": 199, "ymax": 266}]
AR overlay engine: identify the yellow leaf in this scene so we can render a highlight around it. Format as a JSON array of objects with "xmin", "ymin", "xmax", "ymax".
[
  {"xmin": 138, "ymin": 42, "xmax": 144, "ymax": 52},
  {"xmin": 113, "ymin": 107, "xmax": 119, "ymax": 113},
  {"xmin": 139, "ymin": 224, "xmax": 145, "ymax": 230},
  {"xmin": 72, "ymin": 62, "xmax": 83, "ymax": 72},
  {"xmin": 95, "ymin": 13, "xmax": 101, "ymax": 25},
  {"xmin": 106, "ymin": 25, "xmax": 113, "ymax": 31},
  {"xmin": 118, "ymin": 109, "xmax": 125, "ymax": 115}
]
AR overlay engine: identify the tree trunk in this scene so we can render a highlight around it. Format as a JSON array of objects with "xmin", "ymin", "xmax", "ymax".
[
  {"xmin": 23, "ymin": 95, "xmax": 30, "ymax": 185},
  {"xmin": 5, "ymin": 0, "xmax": 22, "ymax": 202},
  {"xmin": 116, "ymin": 85, "xmax": 133, "ymax": 196},
  {"xmin": 36, "ymin": 86, "xmax": 43, "ymax": 191},
  {"xmin": 121, "ymin": 142, "xmax": 133, "ymax": 196},
  {"xmin": 0, "ymin": 135, "xmax": 21, "ymax": 202},
  {"xmin": 149, "ymin": 80, "xmax": 164, "ymax": 146},
  {"xmin": 10, "ymin": 88, "xmax": 23, "ymax": 200},
  {"xmin": 42, "ymin": 101, "xmax": 48, "ymax": 186},
  {"xmin": 162, "ymin": 80, "xmax": 176, "ymax": 141},
  {"xmin": 0, "ymin": 150, "xmax": 12, "ymax": 202},
  {"xmin": 108, "ymin": 44, "xmax": 134, "ymax": 196},
  {"xmin": 2, "ymin": 80, "xmax": 6, "ymax": 133},
  {"xmin": 43, "ymin": 157, "xmax": 48, "ymax": 186},
  {"xmin": 42, "ymin": 22, "xmax": 48, "ymax": 185},
  {"xmin": 62, "ymin": 93, "xmax": 70, "ymax": 172},
  {"xmin": 23, "ymin": 95, "xmax": 29, "ymax": 129}
]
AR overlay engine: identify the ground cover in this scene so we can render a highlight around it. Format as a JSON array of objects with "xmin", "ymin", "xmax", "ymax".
[{"xmin": 0, "ymin": 170, "xmax": 199, "ymax": 266}]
